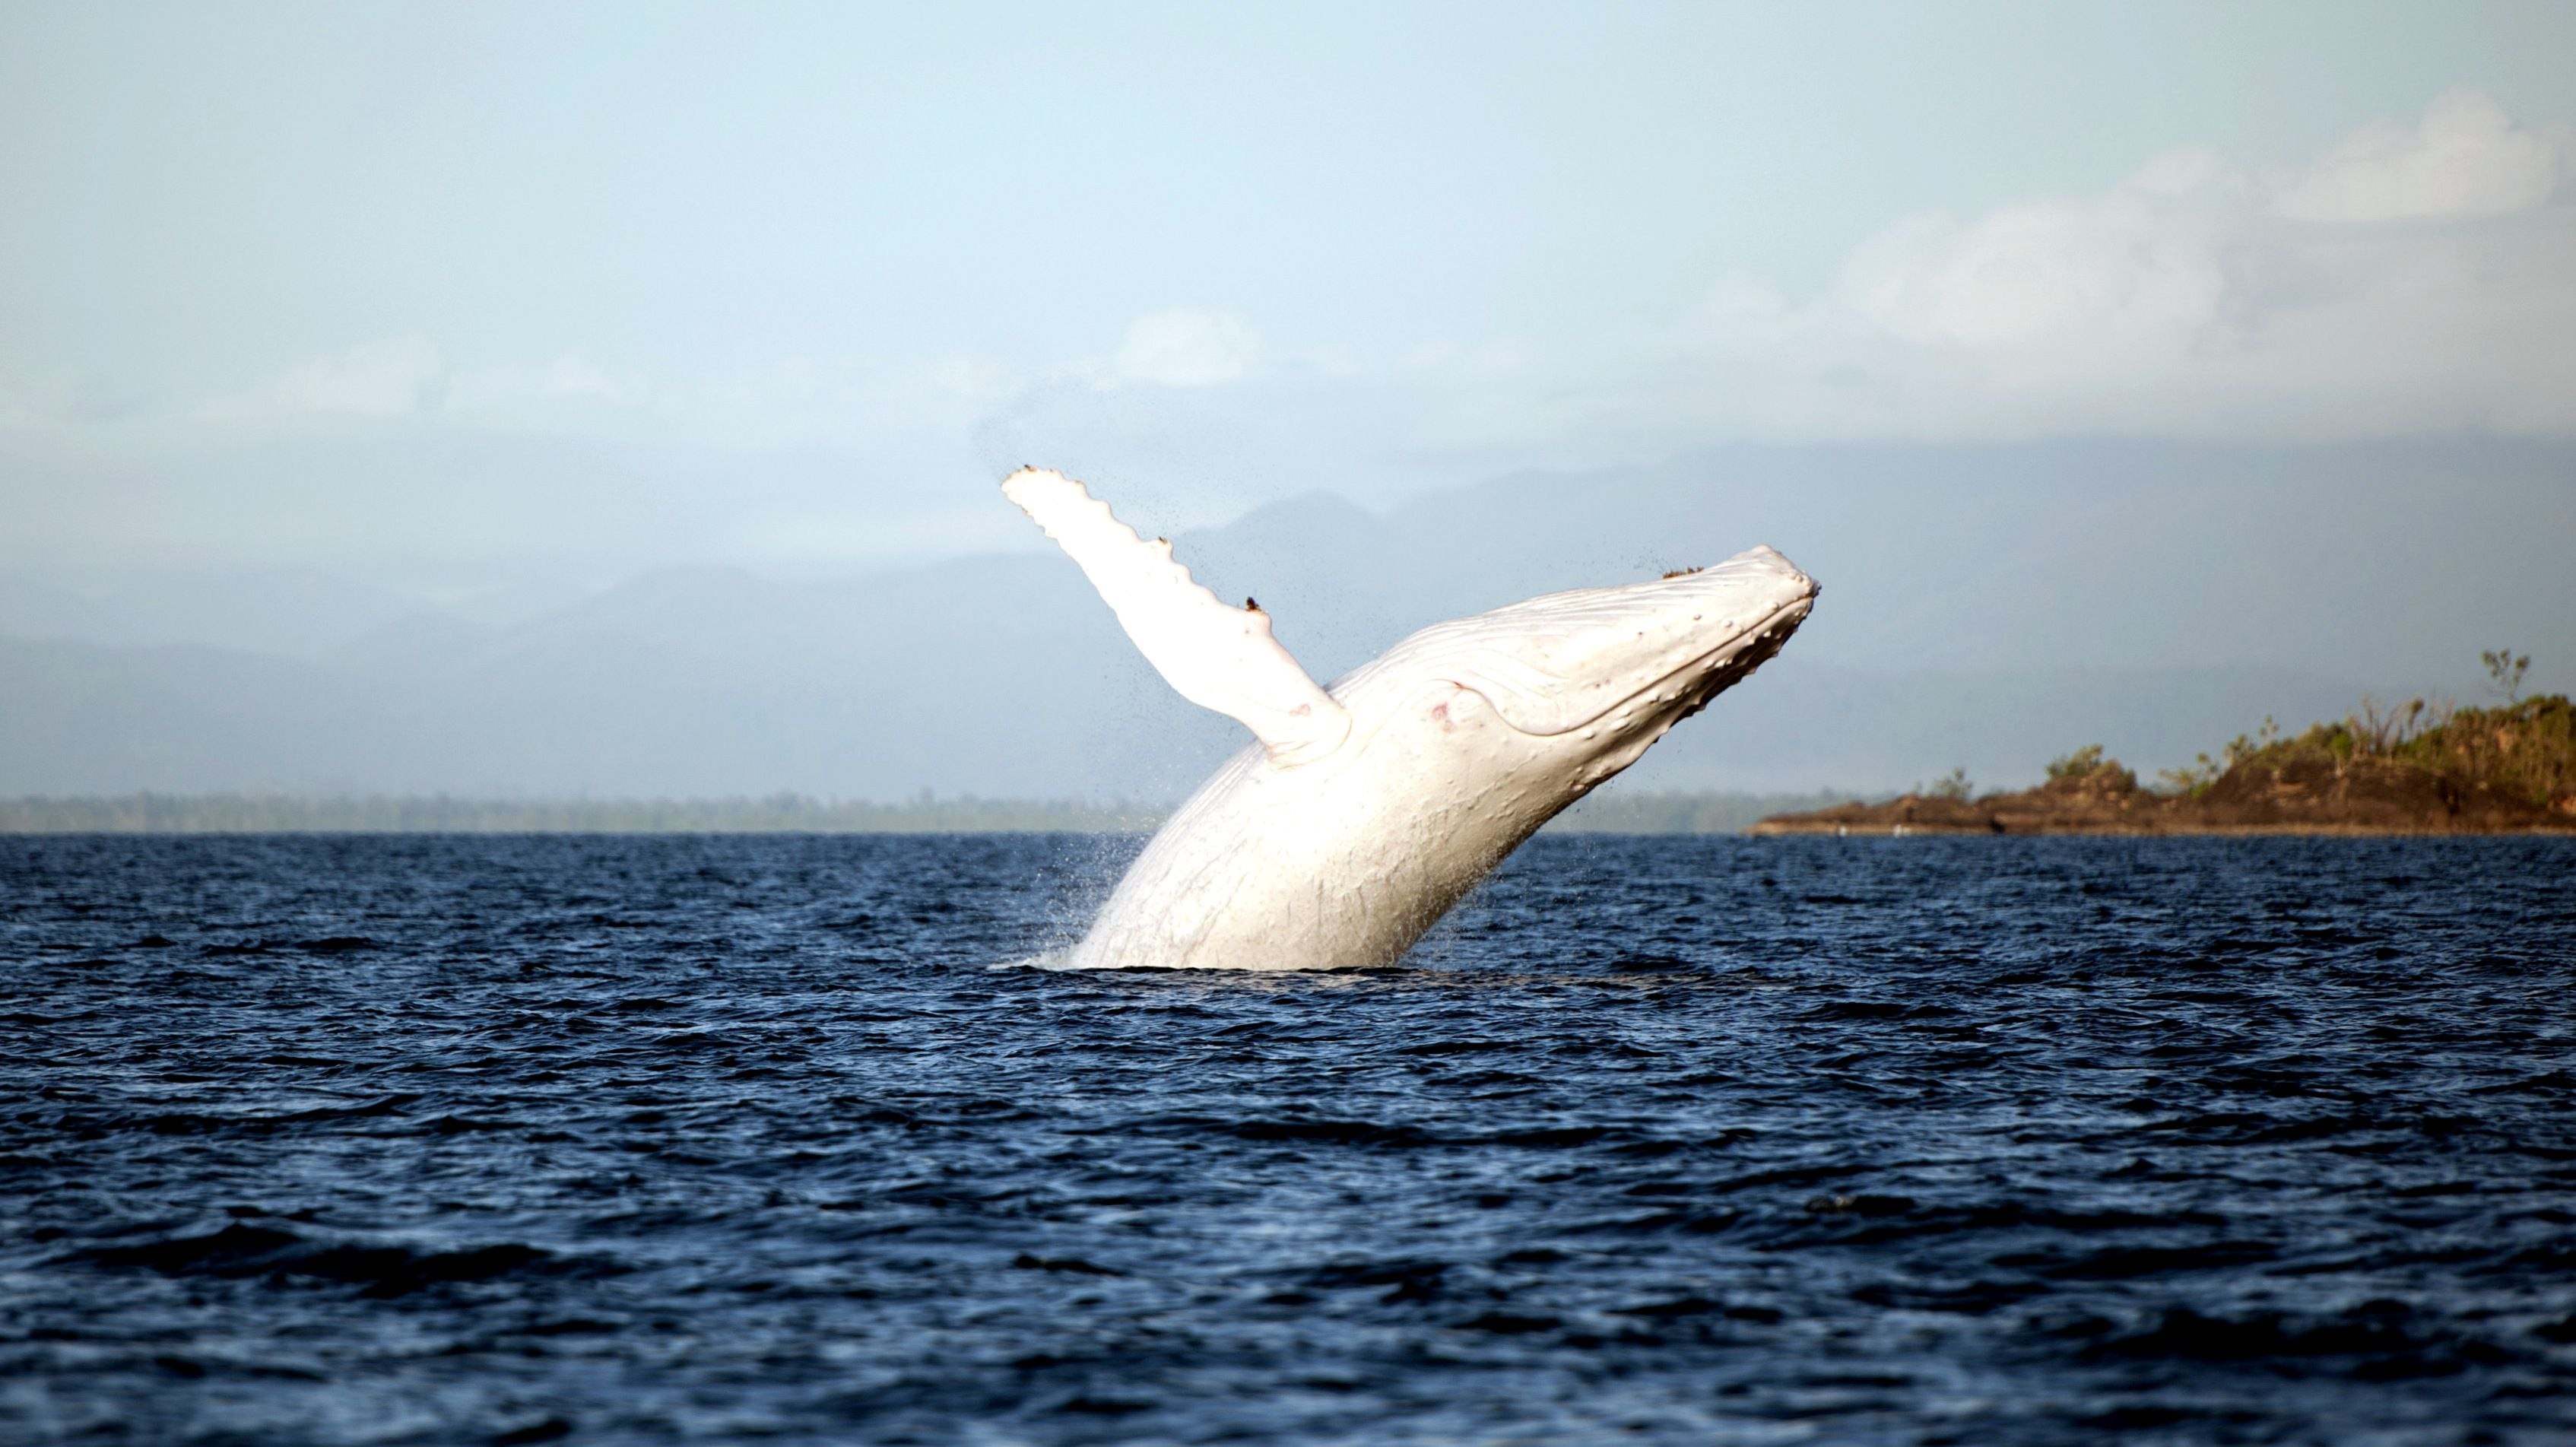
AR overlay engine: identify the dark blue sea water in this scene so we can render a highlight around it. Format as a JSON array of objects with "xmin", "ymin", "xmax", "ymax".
[{"xmin": 5, "ymin": 833, "xmax": 2574, "ymax": 1445}]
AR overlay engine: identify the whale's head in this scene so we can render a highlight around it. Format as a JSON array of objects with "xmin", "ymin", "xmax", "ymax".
[{"xmin": 1343, "ymin": 544, "xmax": 1818, "ymax": 800}]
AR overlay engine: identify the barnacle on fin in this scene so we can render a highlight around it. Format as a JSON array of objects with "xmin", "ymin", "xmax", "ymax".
[{"xmin": 1661, "ymin": 566, "xmax": 1704, "ymax": 579}]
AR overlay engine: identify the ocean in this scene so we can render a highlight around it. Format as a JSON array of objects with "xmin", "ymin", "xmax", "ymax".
[{"xmin": 5, "ymin": 833, "xmax": 2572, "ymax": 1445}]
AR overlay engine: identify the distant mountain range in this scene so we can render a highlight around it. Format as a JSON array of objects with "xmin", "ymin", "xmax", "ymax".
[{"xmin": 4, "ymin": 439, "xmax": 2566, "ymax": 800}]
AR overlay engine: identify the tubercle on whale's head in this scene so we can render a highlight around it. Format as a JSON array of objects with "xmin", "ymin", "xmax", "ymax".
[{"xmin": 1397, "ymin": 544, "xmax": 1818, "ymax": 755}]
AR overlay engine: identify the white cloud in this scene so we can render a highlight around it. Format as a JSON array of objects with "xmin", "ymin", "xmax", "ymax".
[
  {"xmin": 2273, "ymin": 89, "xmax": 2563, "ymax": 224},
  {"xmin": 448, "ymin": 354, "xmax": 636, "ymax": 411},
  {"xmin": 534, "ymin": 354, "xmax": 628, "ymax": 402},
  {"xmin": 1831, "ymin": 154, "xmax": 2234, "ymax": 375},
  {"xmin": 260, "ymin": 341, "xmax": 639, "ymax": 424},
  {"xmin": 1398, "ymin": 338, "xmax": 1539, "ymax": 377},
  {"xmin": 34, "ymin": 90, "xmax": 2576, "ymax": 471},
  {"xmin": 1110, "ymin": 307, "xmax": 1264, "ymax": 387},
  {"xmin": 276, "ymin": 336, "xmax": 447, "ymax": 417},
  {"xmin": 979, "ymin": 93, "xmax": 2576, "ymax": 484},
  {"xmin": 1413, "ymin": 87, "xmax": 2576, "ymax": 449}
]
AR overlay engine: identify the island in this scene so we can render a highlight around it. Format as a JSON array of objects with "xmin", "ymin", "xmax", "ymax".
[{"xmin": 1754, "ymin": 678, "xmax": 2575, "ymax": 836}]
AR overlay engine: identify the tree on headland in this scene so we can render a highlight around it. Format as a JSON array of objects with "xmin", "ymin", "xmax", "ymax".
[
  {"xmin": 2046, "ymin": 744, "xmax": 2137, "ymax": 792},
  {"xmin": 2484, "ymin": 647, "xmax": 2530, "ymax": 703},
  {"xmin": 2047, "ymin": 744, "xmax": 2106, "ymax": 779}
]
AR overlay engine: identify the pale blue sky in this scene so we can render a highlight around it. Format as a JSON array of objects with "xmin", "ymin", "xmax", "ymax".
[
  {"xmin": 8, "ymin": 2, "xmax": 2572, "ymax": 367},
  {"xmin": 2, "ymin": 1, "xmax": 2571, "ymax": 576}
]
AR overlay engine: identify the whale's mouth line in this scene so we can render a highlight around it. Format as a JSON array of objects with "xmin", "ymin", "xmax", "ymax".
[{"xmin": 1441, "ymin": 591, "xmax": 1816, "ymax": 741}]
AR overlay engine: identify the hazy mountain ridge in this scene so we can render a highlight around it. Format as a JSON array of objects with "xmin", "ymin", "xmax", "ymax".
[
  {"xmin": 3, "ymin": 441, "xmax": 2564, "ymax": 800},
  {"xmin": 0, "ymin": 568, "xmax": 425, "ymax": 658}
]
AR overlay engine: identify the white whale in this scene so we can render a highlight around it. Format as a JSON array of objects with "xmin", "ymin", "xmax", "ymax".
[{"xmin": 1006, "ymin": 467, "xmax": 1817, "ymax": 971}]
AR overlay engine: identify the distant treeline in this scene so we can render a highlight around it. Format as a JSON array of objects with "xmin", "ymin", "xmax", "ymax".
[
  {"xmin": 0, "ymin": 789, "xmax": 1861, "ymax": 836},
  {"xmin": 0, "ymin": 793, "xmax": 1165, "ymax": 835}
]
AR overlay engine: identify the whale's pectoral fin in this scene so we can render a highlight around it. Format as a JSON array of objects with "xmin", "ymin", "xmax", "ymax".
[{"xmin": 1004, "ymin": 468, "xmax": 1353, "ymax": 766}]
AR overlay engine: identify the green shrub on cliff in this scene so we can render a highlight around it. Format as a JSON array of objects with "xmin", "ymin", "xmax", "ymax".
[
  {"xmin": 2047, "ymin": 744, "xmax": 2137, "ymax": 792},
  {"xmin": 2046, "ymin": 744, "xmax": 2105, "ymax": 779},
  {"xmin": 2390, "ymin": 694, "xmax": 2574, "ymax": 808},
  {"xmin": 2143, "ymin": 656, "xmax": 2571, "ymax": 814},
  {"xmin": 2206, "ymin": 662, "xmax": 2573, "ymax": 811}
]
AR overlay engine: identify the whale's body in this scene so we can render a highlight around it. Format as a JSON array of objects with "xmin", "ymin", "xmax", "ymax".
[{"xmin": 1005, "ymin": 468, "xmax": 1816, "ymax": 971}]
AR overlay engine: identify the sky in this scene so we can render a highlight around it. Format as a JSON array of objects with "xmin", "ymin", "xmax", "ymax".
[{"xmin": 3, "ymin": 0, "xmax": 2572, "ymax": 591}]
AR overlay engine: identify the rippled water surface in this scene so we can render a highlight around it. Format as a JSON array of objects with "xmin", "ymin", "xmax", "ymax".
[{"xmin": 5, "ymin": 833, "xmax": 2574, "ymax": 1445}]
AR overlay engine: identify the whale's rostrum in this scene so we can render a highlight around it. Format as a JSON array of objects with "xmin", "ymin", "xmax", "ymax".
[{"xmin": 1004, "ymin": 466, "xmax": 1818, "ymax": 971}]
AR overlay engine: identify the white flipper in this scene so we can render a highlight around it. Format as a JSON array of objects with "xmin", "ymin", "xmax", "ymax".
[{"xmin": 1004, "ymin": 467, "xmax": 1351, "ymax": 766}]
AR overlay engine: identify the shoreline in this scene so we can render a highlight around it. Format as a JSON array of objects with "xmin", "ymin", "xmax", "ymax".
[{"xmin": 1750, "ymin": 820, "xmax": 2576, "ymax": 837}]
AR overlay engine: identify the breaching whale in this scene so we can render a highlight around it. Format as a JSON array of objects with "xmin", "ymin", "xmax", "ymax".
[{"xmin": 1006, "ymin": 467, "xmax": 1817, "ymax": 971}]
